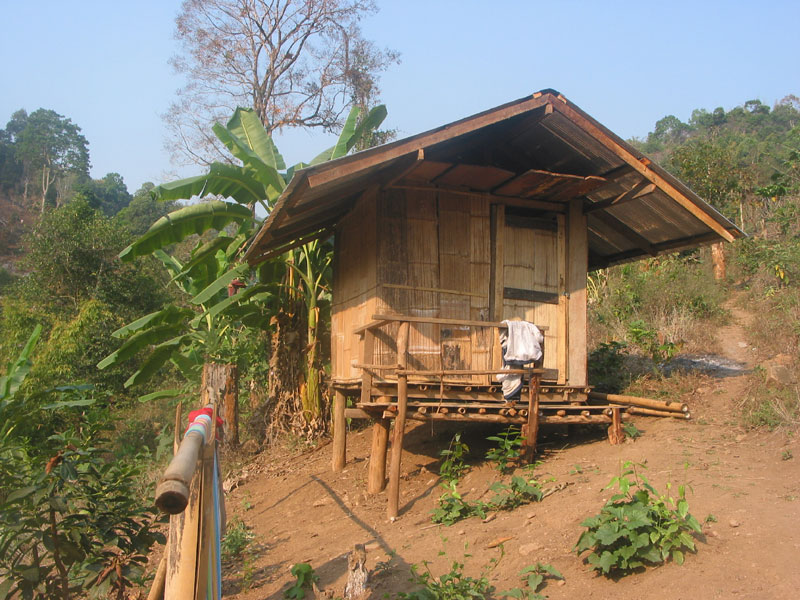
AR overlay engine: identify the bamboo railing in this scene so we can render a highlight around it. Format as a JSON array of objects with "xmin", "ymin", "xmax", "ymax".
[{"xmin": 148, "ymin": 365, "xmax": 228, "ymax": 600}]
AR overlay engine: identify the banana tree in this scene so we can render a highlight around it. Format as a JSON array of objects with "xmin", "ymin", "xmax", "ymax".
[{"xmin": 100, "ymin": 105, "xmax": 386, "ymax": 440}]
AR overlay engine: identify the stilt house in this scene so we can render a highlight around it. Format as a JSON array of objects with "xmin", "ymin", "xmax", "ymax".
[{"xmin": 245, "ymin": 90, "xmax": 743, "ymax": 516}]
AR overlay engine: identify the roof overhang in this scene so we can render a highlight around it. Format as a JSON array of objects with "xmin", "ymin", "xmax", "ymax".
[{"xmin": 245, "ymin": 90, "xmax": 744, "ymax": 267}]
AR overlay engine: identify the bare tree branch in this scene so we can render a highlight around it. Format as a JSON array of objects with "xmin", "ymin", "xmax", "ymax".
[{"xmin": 164, "ymin": 0, "xmax": 399, "ymax": 166}]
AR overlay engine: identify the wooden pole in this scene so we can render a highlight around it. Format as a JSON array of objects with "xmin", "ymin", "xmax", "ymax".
[
  {"xmin": 627, "ymin": 407, "xmax": 692, "ymax": 419},
  {"xmin": 387, "ymin": 321, "xmax": 410, "ymax": 520},
  {"xmin": 332, "ymin": 390, "xmax": 347, "ymax": 472},
  {"xmin": 608, "ymin": 407, "xmax": 624, "ymax": 445},
  {"xmin": 588, "ymin": 391, "xmax": 688, "ymax": 413},
  {"xmin": 524, "ymin": 373, "xmax": 541, "ymax": 461},
  {"xmin": 367, "ymin": 418, "xmax": 390, "ymax": 493},
  {"xmin": 146, "ymin": 556, "xmax": 167, "ymax": 600}
]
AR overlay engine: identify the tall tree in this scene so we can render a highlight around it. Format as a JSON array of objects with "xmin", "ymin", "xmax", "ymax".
[
  {"xmin": 166, "ymin": 0, "xmax": 398, "ymax": 165},
  {"xmin": 15, "ymin": 109, "xmax": 90, "ymax": 212}
]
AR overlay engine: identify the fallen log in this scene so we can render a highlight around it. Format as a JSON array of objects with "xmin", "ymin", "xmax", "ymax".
[{"xmin": 588, "ymin": 391, "xmax": 688, "ymax": 413}]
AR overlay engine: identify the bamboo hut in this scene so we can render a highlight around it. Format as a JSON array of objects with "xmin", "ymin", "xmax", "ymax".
[{"xmin": 244, "ymin": 90, "xmax": 743, "ymax": 517}]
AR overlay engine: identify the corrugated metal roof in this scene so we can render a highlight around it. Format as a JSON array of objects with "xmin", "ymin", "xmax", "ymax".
[{"xmin": 245, "ymin": 90, "xmax": 744, "ymax": 266}]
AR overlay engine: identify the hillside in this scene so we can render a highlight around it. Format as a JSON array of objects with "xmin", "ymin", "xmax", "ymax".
[{"xmin": 215, "ymin": 296, "xmax": 799, "ymax": 599}]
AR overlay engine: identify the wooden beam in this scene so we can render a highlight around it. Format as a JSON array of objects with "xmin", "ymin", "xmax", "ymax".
[
  {"xmin": 590, "ymin": 210, "xmax": 657, "ymax": 256},
  {"xmin": 389, "ymin": 183, "xmax": 565, "ymax": 213},
  {"xmin": 382, "ymin": 148, "xmax": 425, "ymax": 188},
  {"xmin": 556, "ymin": 214, "xmax": 567, "ymax": 385},
  {"xmin": 584, "ymin": 182, "xmax": 657, "ymax": 213},
  {"xmin": 247, "ymin": 226, "xmax": 335, "ymax": 263},
  {"xmin": 369, "ymin": 313, "xmax": 548, "ymax": 331},
  {"xmin": 503, "ymin": 287, "xmax": 559, "ymax": 305},
  {"xmin": 550, "ymin": 101, "xmax": 736, "ymax": 242},
  {"xmin": 588, "ymin": 231, "xmax": 722, "ymax": 269}
]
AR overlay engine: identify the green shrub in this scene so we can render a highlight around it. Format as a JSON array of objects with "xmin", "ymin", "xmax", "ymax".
[
  {"xmin": 575, "ymin": 461, "xmax": 701, "ymax": 575},
  {"xmin": 501, "ymin": 563, "xmax": 564, "ymax": 600},
  {"xmin": 588, "ymin": 341, "xmax": 628, "ymax": 393},
  {"xmin": 398, "ymin": 543, "xmax": 495, "ymax": 600},
  {"xmin": 439, "ymin": 432, "xmax": 470, "ymax": 483},
  {"xmin": 485, "ymin": 427, "xmax": 523, "ymax": 473}
]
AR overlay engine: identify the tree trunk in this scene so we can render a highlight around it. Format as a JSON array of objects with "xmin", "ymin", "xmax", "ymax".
[
  {"xmin": 202, "ymin": 363, "xmax": 238, "ymax": 446},
  {"xmin": 711, "ymin": 242, "xmax": 726, "ymax": 280}
]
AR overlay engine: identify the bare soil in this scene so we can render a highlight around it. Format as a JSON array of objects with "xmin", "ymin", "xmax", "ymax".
[{"xmin": 220, "ymin": 301, "xmax": 800, "ymax": 599}]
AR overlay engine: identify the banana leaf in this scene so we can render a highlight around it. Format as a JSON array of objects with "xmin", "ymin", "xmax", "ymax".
[
  {"xmin": 124, "ymin": 336, "xmax": 187, "ymax": 388},
  {"xmin": 226, "ymin": 108, "xmax": 286, "ymax": 171},
  {"xmin": 119, "ymin": 202, "xmax": 253, "ymax": 262},
  {"xmin": 98, "ymin": 323, "xmax": 187, "ymax": 370},
  {"xmin": 191, "ymin": 263, "xmax": 250, "ymax": 305},
  {"xmin": 110, "ymin": 306, "xmax": 194, "ymax": 339},
  {"xmin": 151, "ymin": 163, "xmax": 268, "ymax": 206},
  {"xmin": 213, "ymin": 122, "xmax": 285, "ymax": 200}
]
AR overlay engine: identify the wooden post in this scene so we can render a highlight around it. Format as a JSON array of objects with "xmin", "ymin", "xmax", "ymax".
[
  {"xmin": 367, "ymin": 418, "xmax": 390, "ymax": 493},
  {"xmin": 608, "ymin": 407, "xmax": 624, "ymax": 445},
  {"xmin": 387, "ymin": 321, "xmax": 410, "ymax": 520},
  {"xmin": 524, "ymin": 372, "xmax": 541, "ymax": 461},
  {"xmin": 360, "ymin": 330, "xmax": 375, "ymax": 405},
  {"xmin": 222, "ymin": 364, "xmax": 239, "ymax": 447},
  {"xmin": 332, "ymin": 390, "xmax": 347, "ymax": 472},
  {"xmin": 711, "ymin": 241, "xmax": 726, "ymax": 280}
]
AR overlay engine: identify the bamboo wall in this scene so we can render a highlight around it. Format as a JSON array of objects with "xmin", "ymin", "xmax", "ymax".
[{"xmin": 331, "ymin": 187, "xmax": 588, "ymax": 386}]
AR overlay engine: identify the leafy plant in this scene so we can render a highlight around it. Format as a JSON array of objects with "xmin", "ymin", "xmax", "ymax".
[
  {"xmin": 432, "ymin": 476, "xmax": 543, "ymax": 526},
  {"xmin": 488, "ymin": 476, "xmax": 543, "ymax": 511},
  {"xmin": 485, "ymin": 427, "xmax": 524, "ymax": 473},
  {"xmin": 398, "ymin": 542, "xmax": 495, "ymax": 600},
  {"xmin": 431, "ymin": 481, "xmax": 488, "ymax": 526},
  {"xmin": 222, "ymin": 517, "xmax": 255, "ymax": 560},
  {"xmin": 628, "ymin": 319, "xmax": 680, "ymax": 364},
  {"xmin": 587, "ymin": 341, "xmax": 628, "ymax": 393},
  {"xmin": 439, "ymin": 432, "xmax": 470, "ymax": 483},
  {"xmin": 284, "ymin": 562, "xmax": 318, "ymax": 599},
  {"xmin": 575, "ymin": 461, "xmax": 701, "ymax": 575},
  {"xmin": 622, "ymin": 422, "xmax": 642, "ymax": 440},
  {"xmin": 501, "ymin": 563, "xmax": 564, "ymax": 600}
]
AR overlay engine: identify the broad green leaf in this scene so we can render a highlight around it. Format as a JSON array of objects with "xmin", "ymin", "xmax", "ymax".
[
  {"xmin": 111, "ymin": 306, "xmax": 193, "ymax": 339},
  {"xmin": 191, "ymin": 263, "xmax": 250, "ymax": 305},
  {"xmin": 124, "ymin": 336, "xmax": 187, "ymax": 388},
  {"xmin": 138, "ymin": 389, "xmax": 183, "ymax": 403},
  {"xmin": 119, "ymin": 201, "xmax": 253, "ymax": 261},
  {"xmin": 6, "ymin": 486, "xmax": 38, "ymax": 503},
  {"xmin": 151, "ymin": 163, "xmax": 268, "ymax": 206},
  {"xmin": 41, "ymin": 397, "xmax": 96, "ymax": 410},
  {"xmin": 213, "ymin": 121, "xmax": 285, "ymax": 198},
  {"xmin": 346, "ymin": 104, "xmax": 388, "ymax": 154},
  {"xmin": 330, "ymin": 106, "xmax": 361, "ymax": 159},
  {"xmin": 672, "ymin": 549, "xmax": 684, "ymax": 565},
  {"xmin": 677, "ymin": 499, "xmax": 689, "ymax": 518},
  {"xmin": 0, "ymin": 324, "xmax": 42, "ymax": 399},
  {"xmin": 178, "ymin": 236, "xmax": 235, "ymax": 281},
  {"xmin": 226, "ymin": 108, "xmax": 285, "ymax": 170},
  {"xmin": 98, "ymin": 323, "xmax": 187, "ymax": 369}
]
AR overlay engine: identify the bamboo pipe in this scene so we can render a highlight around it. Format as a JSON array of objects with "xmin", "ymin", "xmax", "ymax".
[
  {"xmin": 627, "ymin": 407, "xmax": 692, "ymax": 419},
  {"xmin": 588, "ymin": 391, "xmax": 688, "ymax": 413},
  {"xmin": 155, "ymin": 429, "xmax": 204, "ymax": 514},
  {"xmin": 457, "ymin": 406, "xmax": 467, "ymax": 415},
  {"xmin": 417, "ymin": 406, "xmax": 427, "ymax": 414}
]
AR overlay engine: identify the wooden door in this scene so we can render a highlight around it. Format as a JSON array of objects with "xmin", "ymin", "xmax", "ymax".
[{"xmin": 491, "ymin": 205, "xmax": 566, "ymax": 383}]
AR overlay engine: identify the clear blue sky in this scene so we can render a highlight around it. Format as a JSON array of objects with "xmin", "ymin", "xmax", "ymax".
[{"xmin": 2, "ymin": 0, "xmax": 798, "ymax": 193}]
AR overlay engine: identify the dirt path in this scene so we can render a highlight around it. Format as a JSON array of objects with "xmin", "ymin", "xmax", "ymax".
[{"xmin": 222, "ymin": 300, "xmax": 800, "ymax": 599}]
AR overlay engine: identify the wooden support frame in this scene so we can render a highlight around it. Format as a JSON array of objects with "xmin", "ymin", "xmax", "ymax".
[
  {"xmin": 332, "ymin": 390, "xmax": 347, "ymax": 472},
  {"xmin": 387, "ymin": 321, "xmax": 410, "ymax": 520}
]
